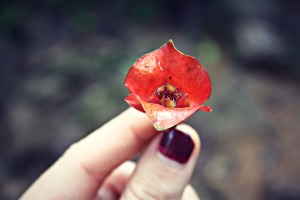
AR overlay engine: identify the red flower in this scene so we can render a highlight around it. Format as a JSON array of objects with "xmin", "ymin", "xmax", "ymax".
[{"xmin": 124, "ymin": 40, "xmax": 212, "ymax": 131}]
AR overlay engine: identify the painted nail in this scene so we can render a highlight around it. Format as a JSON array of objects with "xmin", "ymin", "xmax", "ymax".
[{"xmin": 158, "ymin": 129, "xmax": 194, "ymax": 164}]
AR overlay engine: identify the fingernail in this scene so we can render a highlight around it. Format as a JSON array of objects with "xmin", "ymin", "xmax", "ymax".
[{"xmin": 158, "ymin": 129, "xmax": 194, "ymax": 164}]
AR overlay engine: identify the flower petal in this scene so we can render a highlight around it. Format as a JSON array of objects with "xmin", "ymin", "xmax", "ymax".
[
  {"xmin": 124, "ymin": 93, "xmax": 145, "ymax": 112},
  {"xmin": 128, "ymin": 94, "xmax": 200, "ymax": 130},
  {"xmin": 124, "ymin": 40, "xmax": 212, "ymax": 105},
  {"xmin": 140, "ymin": 100, "xmax": 200, "ymax": 131},
  {"xmin": 124, "ymin": 40, "xmax": 213, "ymax": 130},
  {"xmin": 198, "ymin": 105, "xmax": 212, "ymax": 112}
]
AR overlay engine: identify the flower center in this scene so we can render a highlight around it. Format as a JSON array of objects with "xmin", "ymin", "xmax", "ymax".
[{"xmin": 149, "ymin": 83, "xmax": 190, "ymax": 108}]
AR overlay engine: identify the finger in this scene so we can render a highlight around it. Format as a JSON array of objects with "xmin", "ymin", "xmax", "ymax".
[
  {"xmin": 95, "ymin": 161, "xmax": 136, "ymax": 200},
  {"xmin": 72, "ymin": 107, "xmax": 156, "ymax": 180},
  {"xmin": 21, "ymin": 108, "xmax": 157, "ymax": 200},
  {"xmin": 121, "ymin": 124, "xmax": 201, "ymax": 200},
  {"xmin": 182, "ymin": 185, "xmax": 200, "ymax": 200},
  {"xmin": 95, "ymin": 163, "xmax": 202, "ymax": 200}
]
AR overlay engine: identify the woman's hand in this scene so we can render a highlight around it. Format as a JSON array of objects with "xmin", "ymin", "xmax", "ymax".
[{"xmin": 21, "ymin": 108, "xmax": 201, "ymax": 200}]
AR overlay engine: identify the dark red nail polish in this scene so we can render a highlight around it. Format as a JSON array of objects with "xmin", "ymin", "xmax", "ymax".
[{"xmin": 158, "ymin": 129, "xmax": 194, "ymax": 164}]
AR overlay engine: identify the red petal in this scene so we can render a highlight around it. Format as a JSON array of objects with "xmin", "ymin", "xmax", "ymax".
[
  {"xmin": 124, "ymin": 40, "xmax": 212, "ymax": 130},
  {"xmin": 198, "ymin": 105, "xmax": 212, "ymax": 112},
  {"xmin": 128, "ymin": 94, "xmax": 201, "ymax": 130},
  {"xmin": 124, "ymin": 40, "xmax": 212, "ymax": 106},
  {"xmin": 124, "ymin": 94, "xmax": 145, "ymax": 112}
]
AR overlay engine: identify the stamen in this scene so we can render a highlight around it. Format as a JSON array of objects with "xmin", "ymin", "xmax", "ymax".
[{"xmin": 149, "ymin": 83, "xmax": 190, "ymax": 108}]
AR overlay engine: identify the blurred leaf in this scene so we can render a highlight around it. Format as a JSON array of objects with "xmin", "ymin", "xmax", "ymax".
[
  {"xmin": 69, "ymin": 9, "xmax": 97, "ymax": 33},
  {"xmin": 197, "ymin": 38, "xmax": 222, "ymax": 67},
  {"xmin": 22, "ymin": 75, "xmax": 65, "ymax": 101}
]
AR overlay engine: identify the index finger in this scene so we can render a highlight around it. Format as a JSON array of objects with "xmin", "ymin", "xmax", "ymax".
[
  {"xmin": 21, "ymin": 108, "xmax": 157, "ymax": 200},
  {"xmin": 75, "ymin": 107, "xmax": 157, "ymax": 180}
]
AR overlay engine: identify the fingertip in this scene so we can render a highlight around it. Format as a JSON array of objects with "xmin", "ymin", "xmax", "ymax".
[
  {"xmin": 124, "ymin": 107, "xmax": 148, "ymax": 121},
  {"xmin": 97, "ymin": 161, "xmax": 136, "ymax": 200},
  {"xmin": 182, "ymin": 185, "xmax": 201, "ymax": 200}
]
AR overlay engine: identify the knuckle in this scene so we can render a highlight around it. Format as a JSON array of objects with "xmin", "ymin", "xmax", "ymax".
[
  {"xmin": 127, "ymin": 183, "xmax": 158, "ymax": 200},
  {"xmin": 124, "ymin": 182, "xmax": 176, "ymax": 200}
]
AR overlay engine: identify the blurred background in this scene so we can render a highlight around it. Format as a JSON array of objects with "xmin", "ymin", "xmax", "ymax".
[{"xmin": 1, "ymin": 0, "xmax": 300, "ymax": 199}]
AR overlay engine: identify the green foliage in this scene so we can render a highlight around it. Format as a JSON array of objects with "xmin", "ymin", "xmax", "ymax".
[{"xmin": 197, "ymin": 38, "xmax": 221, "ymax": 67}]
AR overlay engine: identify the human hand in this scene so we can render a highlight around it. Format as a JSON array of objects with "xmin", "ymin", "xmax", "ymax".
[{"xmin": 21, "ymin": 108, "xmax": 201, "ymax": 200}]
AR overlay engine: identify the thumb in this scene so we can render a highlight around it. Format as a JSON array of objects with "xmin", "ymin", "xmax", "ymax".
[{"xmin": 121, "ymin": 124, "xmax": 200, "ymax": 200}]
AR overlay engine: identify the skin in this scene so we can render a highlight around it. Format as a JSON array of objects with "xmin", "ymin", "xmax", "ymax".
[{"xmin": 21, "ymin": 108, "xmax": 201, "ymax": 200}]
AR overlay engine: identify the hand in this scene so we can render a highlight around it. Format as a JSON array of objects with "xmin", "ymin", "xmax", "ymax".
[{"xmin": 21, "ymin": 108, "xmax": 201, "ymax": 200}]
